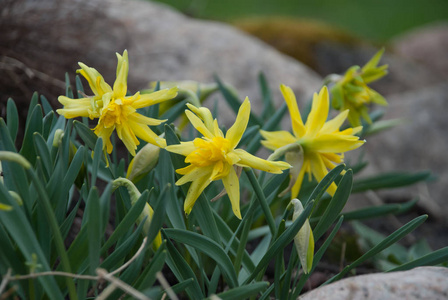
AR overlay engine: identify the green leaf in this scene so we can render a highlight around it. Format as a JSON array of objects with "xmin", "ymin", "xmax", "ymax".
[
  {"xmin": 214, "ymin": 75, "xmax": 262, "ymax": 127},
  {"xmin": 91, "ymin": 138, "xmax": 103, "ymax": 187},
  {"xmin": 20, "ymin": 104, "xmax": 43, "ymax": 165},
  {"xmin": 313, "ymin": 169, "xmax": 353, "ymax": 240},
  {"xmin": 352, "ymin": 171, "xmax": 431, "ymax": 193},
  {"xmin": 388, "ymin": 246, "xmax": 448, "ymax": 272},
  {"xmin": 246, "ymin": 102, "xmax": 288, "ymax": 153},
  {"xmin": 86, "ymin": 187, "xmax": 101, "ymax": 275},
  {"xmin": 73, "ymin": 120, "xmax": 97, "ymax": 150},
  {"xmin": 0, "ymin": 182, "xmax": 64, "ymax": 299},
  {"xmin": 134, "ymin": 243, "xmax": 167, "ymax": 290},
  {"xmin": 146, "ymin": 184, "xmax": 168, "ymax": 246},
  {"xmin": 243, "ymin": 200, "xmax": 314, "ymax": 284},
  {"xmin": 341, "ymin": 199, "xmax": 417, "ymax": 221},
  {"xmin": 325, "ymin": 215, "xmax": 428, "ymax": 284},
  {"xmin": 102, "ymin": 190, "xmax": 150, "ymax": 253},
  {"xmin": 211, "ymin": 282, "xmax": 269, "ymax": 300},
  {"xmin": 163, "ymin": 228, "xmax": 239, "ymax": 288},
  {"xmin": 33, "ymin": 133, "xmax": 53, "ymax": 178},
  {"xmin": 306, "ymin": 164, "xmax": 345, "ymax": 206},
  {"xmin": 100, "ymin": 220, "xmax": 146, "ymax": 271},
  {"xmin": 6, "ymin": 98, "xmax": 19, "ymax": 143},
  {"xmin": 164, "ymin": 234, "xmax": 203, "ymax": 299},
  {"xmin": 259, "ymin": 72, "xmax": 274, "ymax": 120},
  {"xmin": 40, "ymin": 95, "xmax": 53, "ymax": 115},
  {"xmin": 26, "ymin": 92, "xmax": 39, "ymax": 123},
  {"xmin": 292, "ymin": 216, "xmax": 344, "ymax": 298}
]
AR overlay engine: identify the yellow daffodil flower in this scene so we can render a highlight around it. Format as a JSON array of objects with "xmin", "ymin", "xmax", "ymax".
[
  {"xmin": 260, "ymin": 85, "xmax": 364, "ymax": 198},
  {"xmin": 165, "ymin": 98, "xmax": 291, "ymax": 219},
  {"xmin": 330, "ymin": 48, "xmax": 388, "ymax": 126},
  {"xmin": 57, "ymin": 50, "xmax": 178, "ymax": 155}
]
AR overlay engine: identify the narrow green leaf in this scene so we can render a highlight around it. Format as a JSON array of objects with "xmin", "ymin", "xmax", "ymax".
[
  {"xmin": 388, "ymin": 246, "xmax": 448, "ymax": 272},
  {"xmin": 100, "ymin": 220, "xmax": 145, "ymax": 271},
  {"xmin": 0, "ymin": 183, "xmax": 64, "ymax": 299},
  {"xmin": 6, "ymin": 98, "xmax": 19, "ymax": 143},
  {"xmin": 159, "ymin": 99, "xmax": 187, "ymax": 124},
  {"xmin": 91, "ymin": 138, "xmax": 103, "ymax": 187},
  {"xmin": 134, "ymin": 242, "xmax": 167, "ymax": 289},
  {"xmin": 274, "ymin": 220, "xmax": 286, "ymax": 300},
  {"xmin": 20, "ymin": 104, "xmax": 43, "ymax": 165},
  {"xmin": 352, "ymin": 171, "xmax": 431, "ymax": 193},
  {"xmin": 214, "ymin": 75, "xmax": 262, "ymax": 127},
  {"xmin": 60, "ymin": 197, "xmax": 82, "ymax": 240},
  {"xmin": 306, "ymin": 164, "xmax": 345, "ymax": 206},
  {"xmin": 164, "ymin": 228, "xmax": 239, "ymax": 288},
  {"xmin": 164, "ymin": 233, "xmax": 204, "ymax": 299},
  {"xmin": 146, "ymin": 184, "xmax": 168, "ymax": 246},
  {"xmin": 259, "ymin": 72, "xmax": 274, "ymax": 120},
  {"xmin": 158, "ymin": 150, "xmax": 186, "ymax": 230},
  {"xmin": 42, "ymin": 111, "xmax": 55, "ymax": 140},
  {"xmin": 211, "ymin": 282, "xmax": 269, "ymax": 300},
  {"xmin": 313, "ymin": 169, "xmax": 353, "ymax": 240},
  {"xmin": 101, "ymin": 190, "xmax": 150, "ymax": 253},
  {"xmin": 292, "ymin": 216, "xmax": 344, "ymax": 298},
  {"xmin": 33, "ymin": 133, "xmax": 53, "ymax": 178},
  {"xmin": 40, "ymin": 95, "xmax": 53, "ymax": 115},
  {"xmin": 246, "ymin": 102, "xmax": 288, "ymax": 153},
  {"xmin": 73, "ymin": 120, "xmax": 97, "ymax": 150},
  {"xmin": 26, "ymin": 92, "xmax": 39, "ymax": 123},
  {"xmin": 243, "ymin": 200, "xmax": 314, "ymax": 284},
  {"xmin": 325, "ymin": 215, "xmax": 428, "ymax": 284},
  {"xmin": 86, "ymin": 187, "xmax": 101, "ymax": 275}
]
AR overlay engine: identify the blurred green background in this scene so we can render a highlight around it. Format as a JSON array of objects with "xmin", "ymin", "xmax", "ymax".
[{"xmin": 150, "ymin": 0, "xmax": 448, "ymax": 41}]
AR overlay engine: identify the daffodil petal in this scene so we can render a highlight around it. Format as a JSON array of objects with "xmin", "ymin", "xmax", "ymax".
[
  {"xmin": 226, "ymin": 97, "xmax": 250, "ymax": 149},
  {"xmin": 117, "ymin": 123, "xmax": 139, "ymax": 156},
  {"xmin": 184, "ymin": 175, "xmax": 212, "ymax": 215},
  {"xmin": 113, "ymin": 51, "xmax": 129, "ymax": 98},
  {"xmin": 222, "ymin": 167, "xmax": 242, "ymax": 219},
  {"xmin": 133, "ymin": 88, "xmax": 178, "ymax": 109},
  {"xmin": 186, "ymin": 103, "xmax": 214, "ymax": 131},
  {"xmin": 321, "ymin": 110, "xmax": 349, "ymax": 134},
  {"xmin": 280, "ymin": 84, "xmax": 306, "ymax": 137},
  {"xmin": 233, "ymin": 149, "xmax": 290, "ymax": 174},
  {"xmin": 308, "ymin": 134, "xmax": 365, "ymax": 153},
  {"xmin": 128, "ymin": 112, "xmax": 166, "ymax": 126},
  {"xmin": 176, "ymin": 165, "xmax": 213, "ymax": 186},
  {"xmin": 260, "ymin": 130, "xmax": 297, "ymax": 150},
  {"xmin": 305, "ymin": 87, "xmax": 329, "ymax": 137},
  {"xmin": 185, "ymin": 110, "xmax": 214, "ymax": 139},
  {"xmin": 165, "ymin": 142, "xmax": 196, "ymax": 156},
  {"xmin": 128, "ymin": 121, "xmax": 166, "ymax": 148},
  {"xmin": 290, "ymin": 159, "xmax": 309, "ymax": 199}
]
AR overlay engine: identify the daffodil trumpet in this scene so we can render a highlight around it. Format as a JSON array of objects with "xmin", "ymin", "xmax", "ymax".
[
  {"xmin": 261, "ymin": 85, "xmax": 364, "ymax": 199},
  {"xmin": 57, "ymin": 50, "xmax": 178, "ymax": 156},
  {"xmin": 166, "ymin": 98, "xmax": 291, "ymax": 219}
]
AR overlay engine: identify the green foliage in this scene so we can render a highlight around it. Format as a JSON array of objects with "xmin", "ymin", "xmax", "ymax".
[{"xmin": 0, "ymin": 67, "xmax": 443, "ymax": 300}]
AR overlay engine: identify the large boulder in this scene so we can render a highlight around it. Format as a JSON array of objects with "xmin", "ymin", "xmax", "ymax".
[
  {"xmin": 299, "ymin": 267, "xmax": 448, "ymax": 300},
  {"xmin": 99, "ymin": 0, "xmax": 322, "ymax": 117}
]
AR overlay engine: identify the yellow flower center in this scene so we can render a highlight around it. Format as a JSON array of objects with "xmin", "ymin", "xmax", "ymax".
[
  {"xmin": 100, "ymin": 98, "xmax": 135, "ymax": 128},
  {"xmin": 186, "ymin": 136, "xmax": 231, "ymax": 167}
]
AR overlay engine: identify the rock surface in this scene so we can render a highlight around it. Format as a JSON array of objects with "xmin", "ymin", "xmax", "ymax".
[
  {"xmin": 299, "ymin": 267, "xmax": 448, "ymax": 300},
  {"xmin": 393, "ymin": 22, "xmax": 448, "ymax": 79},
  {"xmin": 99, "ymin": 0, "xmax": 322, "ymax": 118}
]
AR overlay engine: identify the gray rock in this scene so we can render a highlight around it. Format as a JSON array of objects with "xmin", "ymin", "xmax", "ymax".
[
  {"xmin": 393, "ymin": 22, "xmax": 448, "ymax": 79},
  {"xmin": 98, "ymin": 0, "xmax": 322, "ymax": 120},
  {"xmin": 299, "ymin": 267, "xmax": 448, "ymax": 300},
  {"xmin": 357, "ymin": 83, "xmax": 448, "ymax": 219}
]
